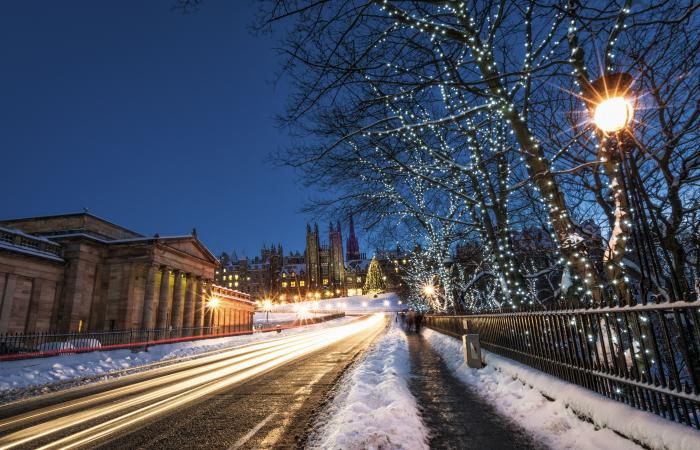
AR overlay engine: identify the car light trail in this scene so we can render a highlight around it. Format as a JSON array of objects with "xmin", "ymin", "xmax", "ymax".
[{"xmin": 0, "ymin": 314, "xmax": 385, "ymax": 450}]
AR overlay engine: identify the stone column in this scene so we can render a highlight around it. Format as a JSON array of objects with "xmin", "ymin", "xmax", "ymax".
[
  {"xmin": 171, "ymin": 270, "xmax": 184, "ymax": 330},
  {"xmin": 194, "ymin": 277, "xmax": 205, "ymax": 333},
  {"xmin": 183, "ymin": 274, "xmax": 195, "ymax": 331},
  {"xmin": 140, "ymin": 264, "xmax": 158, "ymax": 330},
  {"xmin": 156, "ymin": 266, "xmax": 171, "ymax": 329},
  {"xmin": 0, "ymin": 274, "xmax": 18, "ymax": 334}
]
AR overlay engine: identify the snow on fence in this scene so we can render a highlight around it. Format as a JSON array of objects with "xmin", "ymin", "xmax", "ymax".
[
  {"xmin": 425, "ymin": 301, "xmax": 700, "ymax": 429},
  {"xmin": 0, "ymin": 313, "xmax": 344, "ymax": 361}
]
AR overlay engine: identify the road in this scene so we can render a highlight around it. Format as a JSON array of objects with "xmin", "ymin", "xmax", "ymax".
[{"xmin": 0, "ymin": 314, "xmax": 387, "ymax": 450}]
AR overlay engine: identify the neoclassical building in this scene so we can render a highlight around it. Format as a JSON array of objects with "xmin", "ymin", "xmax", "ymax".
[{"xmin": 0, "ymin": 212, "xmax": 254, "ymax": 334}]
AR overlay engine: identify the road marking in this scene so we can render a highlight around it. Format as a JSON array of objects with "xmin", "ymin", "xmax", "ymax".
[{"xmin": 227, "ymin": 412, "xmax": 278, "ymax": 450}]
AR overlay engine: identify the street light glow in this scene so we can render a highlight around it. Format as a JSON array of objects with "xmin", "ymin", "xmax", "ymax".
[
  {"xmin": 207, "ymin": 297, "xmax": 220, "ymax": 309},
  {"xmin": 422, "ymin": 284, "xmax": 436, "ymax": 297},
  {"xmin": 593, "ymin": 96, "xmax": 633, "ymax": 133}
]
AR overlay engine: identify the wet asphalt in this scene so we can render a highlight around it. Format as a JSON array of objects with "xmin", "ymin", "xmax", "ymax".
[
  {"xmin": 0, "ymin": 318, "xmax": 386, "ymax": 450},
  {"xmin": 406, "ymin": 331, "xmax": 546, "ymax": 450}
]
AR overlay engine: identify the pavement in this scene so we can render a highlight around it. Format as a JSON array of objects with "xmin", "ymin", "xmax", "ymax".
[
  {"xmin": 406, "ymin": 330, "xmax": 545, "ymax": 450},
  {"xmin": 0, "ymin": 315, "xmax": 386, "ymax": 450}
]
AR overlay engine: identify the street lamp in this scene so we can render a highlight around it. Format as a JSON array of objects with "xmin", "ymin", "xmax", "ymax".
[
  {"xmin": 422, "ymin": 283, "xmax": 436, "ymax": 297},
  {"xmin": 262, "ymin": 298, "xmax": 273, "ymax": 325},
  {"xmin": 587, "ymin": 73, "xmax": 635, "ymax": 134},
  {"xmin": 206, "ymin": 297, "xmax": 220, "ymax": 333},
  {"xmin": 593, "ymin": 97, "xmax": 634, "ymax": 133},
  {"xmin": 585, "ymin": 72, "xmax": 686, "ymax": 303}
]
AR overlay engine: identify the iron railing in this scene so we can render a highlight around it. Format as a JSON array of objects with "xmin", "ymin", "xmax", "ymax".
[
  {"xmin": 0, "ymin": 324, "xmax": 252, "ymax": 360},
  {"xmin": 0, "ymin": 312, "xmax": 346, "ymax": 360},
  {"xmin": 425, "ymin": 301, "xmax": 700, "ymax": 429}
]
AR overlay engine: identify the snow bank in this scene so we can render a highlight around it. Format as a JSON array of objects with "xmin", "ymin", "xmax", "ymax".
[
  {"xmin": 268, "ymin": 292, "xmax": 403, "ymax": 314},
  {"xmin": 0, "ymin": 317, "xmax": 354, "ymax": 394},
  {"xmin": 308, "ymin": 318, "xmax": 428, "ymax": 450},
  {"xmin": 253, "ymin": 311, "xmax": 325, "ymax": 325},
  {"xmin": 424, "ymin": 329, "xmax": 700, "ymax": 450}
]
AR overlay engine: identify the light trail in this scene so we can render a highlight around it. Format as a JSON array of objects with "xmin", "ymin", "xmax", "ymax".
[{"xmin": 0, "ymin": 314, "xmax": 385, "ymax": 450}]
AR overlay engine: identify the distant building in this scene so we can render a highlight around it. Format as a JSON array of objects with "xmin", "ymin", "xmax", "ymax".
[
  {"xmin": 217, "ymin": 219, "xmax": 409, "ymax": 302},
  {"xmin": 0, "ymin": 213, "xmax": 254, "ymax": 334}
]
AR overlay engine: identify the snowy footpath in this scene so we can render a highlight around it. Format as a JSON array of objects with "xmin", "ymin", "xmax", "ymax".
[
  {"xmin": 423, "ymin": 328, "xmax": 700, "ymax": 450},
  {"xmin": 311, "ymin": 319, "xmax": 700, "ymax": 450},
  {"xmin": 307, "ymin": 319, "xmax": 429, "ymax": 450},
  {"xmin": 0, "ymin": 316, "xmax": 354, "ymax": 395}
]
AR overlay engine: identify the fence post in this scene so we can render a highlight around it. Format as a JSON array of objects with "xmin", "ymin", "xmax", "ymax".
[{"xmin": 463, "ymin": 334, "xmax": 483, "ymax": 369}]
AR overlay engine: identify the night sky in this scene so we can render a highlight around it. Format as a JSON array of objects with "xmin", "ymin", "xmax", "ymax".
[{"xmin": 0, "ymin": 0, "xmax": 320, "ymax": 258}]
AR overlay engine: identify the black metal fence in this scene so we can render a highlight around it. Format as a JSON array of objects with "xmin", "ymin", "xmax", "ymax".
[
  {"xmin": 425, "ymin": 301, "xmax": 700, "ymax": 429},
  {"xmin": 0, "ymin": 312, "xmax": 347, "ymax": 360},
  {"xmin": 0, "ymin": 323, "xmax": 253, "ymax": 360}
]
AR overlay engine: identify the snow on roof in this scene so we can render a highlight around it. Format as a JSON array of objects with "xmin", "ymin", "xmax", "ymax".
[
  {"xmin": 0, "ymin": 226, "xmax": 61, "ymax": 246},
  {"xmin": 281, "ymin": 263, "xmax": 306, "ymax": 275},
  {"xmin": 0, "ymin": 240, "xmax": 64, "ymax": 263},
  {"xmin": 346, "ymin": 259, "xmax": 371, "ymax": 271}
]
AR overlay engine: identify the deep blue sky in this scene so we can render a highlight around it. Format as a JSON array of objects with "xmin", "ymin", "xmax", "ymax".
[{"xmin": 0, "ymin": 0, "xmax": 324, "ymax": 257}]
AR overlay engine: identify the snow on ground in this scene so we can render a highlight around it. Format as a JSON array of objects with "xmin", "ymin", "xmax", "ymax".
[
  {"xmin": 268, "ymin": 292, "xmax": 403, "ymax": 315},
  {"xmin": 307, "ymin": 317, "xmax": 428, "ymax": 450},
  {"xmin": 424, "ymin": 328, "xmax": 700, "ymax": 450},
  {"xmin": 0, "ymin": 316, "xmax": 355, "ymax": 394}
]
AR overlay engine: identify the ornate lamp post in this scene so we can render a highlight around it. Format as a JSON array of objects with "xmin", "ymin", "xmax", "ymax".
[
  {"xmin": 262, "ymin": 298, "xmax": 273, "ymax": 326},
  {"xmin": 206, "ymin": 297, "xmax": 220, "ymax": 333},
  {"xmin": 586, "ymin": 73, "xmax": 686, "ymax": 303}
]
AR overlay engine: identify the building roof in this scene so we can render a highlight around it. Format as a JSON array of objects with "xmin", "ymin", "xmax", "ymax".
[
  {"xmin": 0, "ymin": 227, "xmax": 64, "ymax": 262},
  {"xmin": 0, "ymin": 212, "xmax": 143, "ymax": 240},
  {"xmin": 0, "ymin": 213, "xmax": 219, "ymax": 266}
]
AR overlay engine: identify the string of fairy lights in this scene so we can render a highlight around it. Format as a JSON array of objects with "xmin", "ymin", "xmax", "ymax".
[{"xmin": 311, "ymin": 1, "xmax": 669, "ymax": 314}]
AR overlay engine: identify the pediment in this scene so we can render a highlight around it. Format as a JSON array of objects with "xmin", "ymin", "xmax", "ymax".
[{"xmin": 160, "ymin": 237, "xmax": 219, "ymax": 265}]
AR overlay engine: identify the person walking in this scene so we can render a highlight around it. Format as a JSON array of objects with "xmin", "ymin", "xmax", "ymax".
[
  {"xmin": 406, "ymin": 309, "xmax": 416, "ymax": 333},
  {"xmin": 415, "ymin": 312, "xmax": 424, "ymax": 333}
]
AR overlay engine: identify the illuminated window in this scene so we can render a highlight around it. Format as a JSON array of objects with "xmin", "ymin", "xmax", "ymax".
[
  {"xmin": 234, "ymin": 274, "xmax": 239, "ymax": 280},
  {"xmin": 223, "ymin": 268, "xmax": 227, "ymax": 273},
  {"xmin": 282, "ymin": 273, "xmax": 286, "ymax": 278},
  {"xmin": 323, "ymin": 278, "xmax": 328, "ymax": 285},
  {"xmin": 357, "ymin": 277, "xmax": 361, "ymax": 283},
  {"xmin": 234, "ymin": 281, "xmax": 239, "ymax": 287},
  {"xmin": 291, "ymin": 281, "xmax": 296, "ymax": 287},
  {"xmin": 228, "ymin": 282, "xmax": 232, "ymax": 287},
  {"xmin": 282, "ymin": 282, "xmax": 287, "ymax": 288},
  {"xmin": 300, "ymin": 280, "xmax": 305, "ymax": 287}
]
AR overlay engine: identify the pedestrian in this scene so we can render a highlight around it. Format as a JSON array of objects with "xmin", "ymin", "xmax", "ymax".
[
  {"xmin": 406, "ymin": 309, "xmax": 416, "ymax": 333},
  {"xmin": 415, "ymin": 312, "xmax": 423, "ymax": 333}
]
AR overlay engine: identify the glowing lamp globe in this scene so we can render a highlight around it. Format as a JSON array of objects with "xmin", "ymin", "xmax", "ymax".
[
  {"xmin": 422, "ymin": 284, "xmax": 435, "ymax": 297},
  {"xmin": 593, "ymin": 96, "xmax": 633, "ymax": 133},
  {"xmin": 587, "ymin": 73, "xmax": 635, "ymax": 134},
  {"xmin": 208, "ymin": 297, "xmax": 221, "ymax": 309}
]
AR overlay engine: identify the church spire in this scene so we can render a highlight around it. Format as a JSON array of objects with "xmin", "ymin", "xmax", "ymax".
[{"xmin": 346, "ymin": 214, "xmax": 361, "ymax": 261}]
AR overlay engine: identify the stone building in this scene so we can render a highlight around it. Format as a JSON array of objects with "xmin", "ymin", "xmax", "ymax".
[{"xmin": 0, "ymin": 213, "xmax": 254, "ymax": 334}]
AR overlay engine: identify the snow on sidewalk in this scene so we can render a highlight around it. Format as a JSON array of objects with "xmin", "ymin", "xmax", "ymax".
[
  {"xmin": 307, "ymin": 318, "xmax": 428, "ymax": 450},
  {"xmin": 424, "ymin": 328, "xmax": 700, "ymax": 450},
  {"xmin": 0, "ymin": 316, "xmax": 354, "ymax": 394}
]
